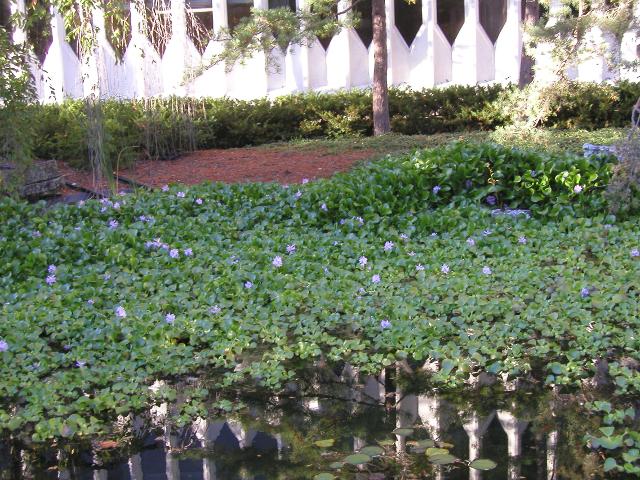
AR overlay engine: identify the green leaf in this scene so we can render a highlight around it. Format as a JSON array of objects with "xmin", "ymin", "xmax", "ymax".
[
  {"xmin": 428, "ymin": 453, "xmax": 457, "ymax": 465},
  {"xmin": 426, "ymin": 447, "xmax": 450, "ymax": 457},
  {"xmin": 392, "ymin": 428, "xmax": 414, "ymax": 437},
  {"xmin": 360, "ymin": 445, "xmax": 384, "ymax": 456},
  {"xmin": 604, "ymin": 457, "xmax": 618, "ymax": 472},
  {"xmin": 343, "ymin": 453, "xmax": 371, "ymax": 465},
  {"xmin": 313, "ymin": 474, "xmax": 335, "ymax": 480},
  {"xmin": 314, "ymin": 439, "xmax": 335, "ymax": 448},
  {"xmin": 469, "ymin": 459, "xmax": 497, "ymax": 471}
]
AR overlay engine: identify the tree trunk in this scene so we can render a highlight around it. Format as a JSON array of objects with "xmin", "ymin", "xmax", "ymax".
[
  {"xmin": 371, "ymin": 0, "xmax": 390, "ymax": 135},
  {"xmin": 519, "ymin": 0, "xmax": 540, "ymax": 87}
]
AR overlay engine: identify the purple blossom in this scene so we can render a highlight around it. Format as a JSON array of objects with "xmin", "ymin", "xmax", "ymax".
[
  {"xmin": 0, "ymin": 340, "xmax": 8, "ymax": 352},
  {"xmin": 46, "ymin": 274, "xmax": 57, "ymax": 285},
  {"xmin": 209, "ymin": 305, "xmax": 221, "ymax": 314},
  {"xmin": 294, "ymin": 190, "xmax": 302, "ymax": 199},
  {"xmin": 184, "ymin": 248, "xmax": 193, "ymax": 256},
  {"xmin": 380, "ymin": 319, "xmax": 391, "ymax": 329},
  {"xmin": 355, "ymin": 216, "xmax": 364, "ymax": 225},
  {"xmin": 48, "ymin": 264, "xmax": 57, "ymax": 274},
  {"xmin": 75, "ymin": 360, "xmax": 86, "ymax": 368},
  {"xmin": 440, "ymin": 264, "xmax": 450, "ymax": 274},
  {"xmin": 244, "ymin": 281, "xmax": 254, "ymax": 289},
  {"xmin": 161, "ymin": 185, "xmax": 169, "ymax": 192},
  {"xmin": 631, "ymin": 248, "xmax": 639, "ymax": 258},
  {"xmin": 321, "ymin": 203, "xmax": 328, "ymax": 211},
  {"xmin": 465, "ymin": 179, "xmax": 473, "ymax": 189},
  {"xmin": 359, "ymin": 256, "xmax": 368, "ymax": 267},
  {"xmin": 115, "ymin": 306, "xmax": 127, "ymax": 318},
  {"xmin": 339, "ymin": 219, "xmax": 346, "ymax": 225},
  {"xmin": 408, "ymin": 251, "xmax": 416, "ymax": 257},
  {"xmin": 138, "ymin": 215, "xmax": 148, "ymax": 222},
  {"xmin": 272, "ymin": 255, "xmax": 283, "ymax": 268},
  {"xmin": 431, "ymin": 232, "xmax": 438, "ymax": 238},
  {"xmin": 466, "ymin": 238, "xmax": 475, "ymax": 246},
  {"xmin": 103, "ymin": 273, "xmax": 111, "ymax": 281},
  {"xmin": 165, "ymin": 313, "xmax": 176, "ymax": 324},
  {"xmin": 384, "ymin": 241, "xmax": 394, "ymax": 252},
  {"xmin": 416, "ymin": 264, "xmax": 425, "ymax": 271},
  {"xmin": 486, "ymin": 195, "xmax": 496, "ymax": 206},
  {"xmin": 400, "ymin": 233, "xmax": 409, "ymax": 240},
  {"xmin": 87, "ymin": 299, "xmax": 95, "ymax": 305},
  {"xmin": 302, "ymin": 178, "xmax": 309, "ymax": 184},
  {"xmin": 113, "ymin": 202, "xmax": 121, "ymax": 210},
  {"xmin": 432, "ymin": 185, "xmax": 441, "ymax": 194},
  {"xmin": 169, "ymin": 249, "xmax": 180, "ymax": 259},
  {"xmin": 176, "ymin": 191, "xmax": 186, "ymax": 198},
  {"xmin": 286, "ymin": 244, "xmax": 296, "ymax": 254},
  {"xmin": 581, "ymin": 287, "xmax": 590, "ymax": 298},
  {"xmin": 195, "ymin": 198, "xmax": 203, "ymax": 205},
  {"xmin": 108, "ymin": 219, "xmax": 119, "ymax": 229},
  {"xmin": 518, "ymin": 236, "xmax": 527, "ymax": 244},
  {"xmin": 573, "ymin": 185, "xmax": 583, "ymax": 194},
  {"xmin": 32, "ymin": 230, "xmax": 41, "ymax": 238},
  {"xmin": 482, "ymin": 230, "xmax": 492, "ymax": 236},
  {"xmin": 482, "ymin": 266, "xmax": 492, "ymax": 275},
  {"xmin": 372, "ymin": 274, "xmax": 381, "ymax": 284}
]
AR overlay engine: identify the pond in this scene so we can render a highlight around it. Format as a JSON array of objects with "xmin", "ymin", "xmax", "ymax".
[{"xmin": 0, "ymin": 368, "xmax": 622, "ymax": 480}]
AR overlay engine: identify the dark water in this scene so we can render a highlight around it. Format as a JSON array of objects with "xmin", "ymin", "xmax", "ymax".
[{"xmin": 0, "ymin": 375, "xmax": 614, "ymax": 480}]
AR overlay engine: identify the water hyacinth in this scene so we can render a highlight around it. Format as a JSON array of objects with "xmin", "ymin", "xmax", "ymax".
[
  {"xmin": 184, "ymin": 248, "xmax": 193, "ymax": 256},
  {"xmin": 321, "ymin": 203, "xmax": 328, "ymax": 211},
  {"xmin": 441, "ymin": 264, "xmax": 450, "ymax": 274},
  {"xmin": 416, "ymin": 264, "xmax": 425, "ymax": 271},
  {"xmin": 176, "ymin": 192, "xmax": 186, "ymax": 198},
  {"xmin": 372, "ymin": 274, "xmax": 381, "ymax": 284},
  {"xmin": 432, "ymin": 185, "xmax": 441, "ymax": 194},
  {"xmin": 359, "ymin": 256, "xmax": 368, "ymax": 267},
  {"xmin": 294, "ymin": 190, "xmax": 302, "ymax": 199},
  {"xmin": 518, "ymin": 236, "xmax": 527, "ymax": 244},
  {"xmin": 482, "ymin": 230, "xmax": 492, "ymax": 236},
  {"xmin": 169, "ymin": 249, "xmax": 180, "ymax": 259},
  {"xmin": 482, "ymin": 266, "xmax": 492, "ymax": 275},
  {"xmin": 161, "ymin": 185, "xmax": 169, "ymax": 192},
  {"xmin": 302, "ymin": 178, "xmax": 309, "ymax": 184},
  {"xmin": 486, "ymin": 195, "xmax": 496, "ymax": 206},
  {"xmin": 0, "ymin": 339, "xmax": 8, "ymax": 352},
  {"xmin": 209, "ymin": 305, "xmax": 221, "ymax": 314},
  {"xmin": 272, "ymin": 255, "xmax": 283, "ymax": 268},
  {"xmin": 195, "ymin": 198, "xmax": 203, "ymax": 205},
  {"xmin": 384, "ymin": 241, "xmax": 394, "ymax": 251},
  {"xmin": 115, "ymin": 306, "xmax": 127, "ymax": 318},
  {"xmin": 581, "ymin": 287, "xmax": 590, "ymax": 298},
  {"xmin": 87, "ymin": 299, "xmax": 94, "ymax": 305},
  {"xmin": 380, "ymin": 319, "xmax": 391, "ymax": 329},
  {"xmin": 573, "ymin": 185, "xmax": 583, "ymax": 194},
  {"xmin": 165, "ymin": 313, "xmax": 176, "ymax": 324},
  {"xmin": 244, "ymin": 281, "xmax": 253, "ymax": 289},
  {"xmin": 466, "ymin": 238, "xmax": 475, "ymax": 246},
  {"xmin": 75, "ymin": 360, "xmax": 86, "ymax": 368},
  {"xmin": 631, "ymin": 248, "xmax": 639, "ymax": 258},
  {"xmin": 286, "ymin": 244, "xmax": 296, "ymax": 254},
  {"xmin": 48, "ymin": 264, "xmax": 56, "ymax": 274},
  {"xmin": 108, "ymin": 219, "xmax": 119, "ymax": 229},
  {"xmin": 400, "ymin": 233, "xmax": 409, "ymax": 240},
  {"xmin": 45, "ymin": 274, "xmax": 56, "ymax": 285},
  {"xmin": 408, "ymin": 251, "xmax": 416, "ymax": 256}
]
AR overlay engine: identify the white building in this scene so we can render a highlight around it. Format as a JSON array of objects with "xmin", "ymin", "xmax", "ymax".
[{"xmin": 2, "ymin": 0, "xmax": 639, "ymax": 103}]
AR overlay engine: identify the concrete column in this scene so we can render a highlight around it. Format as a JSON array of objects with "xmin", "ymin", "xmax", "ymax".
[
  {"xmin": 128, "ymin": 454, "xmax": 144, "ymax": 480},
  {"xmin": 395, "ymin": 391, "xmax": 418, "ymax": 454},
  {"xmin": 326, "ymin": 0, "xmax": 353, "ymax": 88},
  {"xmin": 495, "ymin": 0, "xmax": 522, "ymax": 84},
  {"xmin": 547, "ymin": 430, "xmax": 558, "ymax": 480},
  {"xmin": 161, "ymin": 0, "xmax": 188, "ymax": 94},
  {"xmin": 410, "ymin": 0, "xmax": 436, "ymax": 87},
  {"xmin": 362, "ymin": 373, "xmax": 386, "ymax": 404},
  {"xmin": 47, "ymin": 7, "xmax": 68, "ymax": 102},
  {"xmin": 417, "ymin": 394, "xmax": 446, "ymax": 480},
  {"xmin": 462, "ymin": 411, "xmax": 495, "ymax": 480},
  {"xmin": 452, "ymin": 0, "xmax": 481, "ymax": 84},
  {"xmin": 497, "ymin": 411, "xmax": 529, "ymax": 480},
  {"xmin": 57, "ymin": 450, "xmax": 71, "ymax": 480},
  {"xmin": 384, "ymin": 0, "xmax": 395, "ymax": 85}
]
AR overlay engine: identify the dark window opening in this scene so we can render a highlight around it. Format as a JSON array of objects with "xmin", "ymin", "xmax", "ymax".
[
  {"xmin": 479, "ymin": 0, "xmax": 506, "ymax": 44},
  {"xmin": 395, "ymin": 0, "xmax": 422, "ymax": 46},
  {"xmin": 0, "ymin": 0, "xmax": 11, "ymax": 30},
  {"xmin": 268, "ymin": 0, "xmax": 296, "ymax": 11},
  {"xmin": 227, "ymin": 0, "xmax": 253, "ymax": 31},
  {"xmin": 25, "ymin": 3, "xmax": 54, "ymax": 63},
  {"xmin": 313, "ymin": 2, "xmax": 337, "ymax": 50},
  {"xmin": 353, "ymin": 0, "xmax": 372, "ymax": 48},
  {"xmin": 436, "ymin": 0, "xmax": 464, "ymax": 46}
]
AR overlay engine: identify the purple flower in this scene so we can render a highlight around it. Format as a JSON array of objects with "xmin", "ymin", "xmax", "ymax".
[
  {"xmin": 115, "ymin": 306, "xmax": 127, "ymax": 318},
  {"xmin": 32, "ymin": 230, "xmax": 41, "ymax": 238},
  {"xmin": 321, "ymin": 203, "xmax": 328, "ymax": 211},
  {"xmin": 486, "ymin": 195, "xmax": 496, "ymax": 206},
  {"xmin": 372, "ymin": 274, "xmax": 381, "ymax": 284},
  {"xmin": 161, "ymin": 185, "xmax": 169, "ymax": 192},
  {"xmin": 482, "ymin": 230, "xmax": 492, "ymax": 236},
  {"xmin": 108, "ymin": 219, "xmax": 119, "ymax": 229},
  {"xmin": 184, "ymin": 248, "xmax": 193, "ymax": 256},
  {"xmin": 0, "ymin": 340, "xmax": 8, "ymax": 352},
  {"xmin": 48, "ymin": 264, "xmax": 57, "ymax": 274},
  {"xmin": 581, "ymin": 287, "xmax": 590, "ymax": 298},
  {"xmin": 465, "ymin": 180, "xmax": 473, "ymax": 189},
  {"xmin": 46, "ymin": 274, "xmax": 57, "ymax": 285},
  {"xmin": 359, "ymin": 256, "xmax": 368, "ymax": 267},
  {"xmin": 466, "ymin": 238, "xmax": 475, "ymax": 247},
  {"xmin": 432, "ymin": 185, "xmax": 441, "ymax": 194},
  {"xmin": 518, "ymin": 236, "xmax": 527, "ymax": 244},
  {"xmin": 302, "ymin": 178, "xmax": 309, "ymax": 184},
  {"xmin": 408, "ymin": 251, "xmax": 416, "ymax": 257},
  {"xmin": 440, "ymin": 264, "xmax": 450, "ymax": 274},
  {"xmin": 75, "ymin": 360, "xmax": 86, "ymax": 368},
  {"xmin": 103, "ymin": 273, "xmax": 111, "ymax": 281},
  {"xmin": 244, "ymin": 281, "xmax": 253, "ymax": 289},
  {"xmin": 355, "ymin": 216, "xmax": 364, "ymax": 225},
  {"xmin": 294, "ymin": 190, "xmax": 302, "ymax": 199},
  {"xmin": 482, "ymin": 266, "xmax": 492, "ymax": 275},
  {"xmin": 209, "ymin": 305, "xmax": 221, "ymax": 314},
  {"xmin": 384, "ymin": 241, "xmax": 394, "ymax": 252},
  {"xmin": 169, "ymin": 249, "xmax": 179, "ymax": 259},
  {"xmin": 286, "ymin": 244, "xmax": 296, "ymax": 254},
  {"xmin": 400, "ymin": 233, "xmax": 409, "ymax": 240},
  {"xmin": 165, "ymin": 313, "xmax": 176, "ymax": 324},
  {"xmin": 87, "ymin": 299, "xmax": 94, "ymax": 305},
  {"xmin": 631, "ymin": 248, "xmax": 639, "ymax": 258},
  {"xmin": 177, "ymin": 191, "xmax": 186, "ymax": 198},
  {"xmin": 272, "ymin": 255, "xmax": 283, "ymax": 268},
  {"xmin": 113, "ymin": 202, "xmax": 121, "ymax": 210},
  {"xmin": 380, "ymin": 319, "xmax": 391, "ymax": 329},
  {"xmin": 138, "ymin": 215, "xmax": 148, "ymax": 222},
  {"xmin": 573, "ymin": 185, "xmax": 583, "ymax": 194},
  {"xmin": 416, "ymin": 264, "xmax": 425, "ymax": 271},
  {"xmin": 195, "ymin": 198, "xmax": 203, "ymax": 205},
  {"xmin": 431, "ymin": 232, "xmax": 438, "ymax": 238}
]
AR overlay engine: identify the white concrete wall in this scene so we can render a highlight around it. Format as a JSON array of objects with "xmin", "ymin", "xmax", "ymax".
[{"xmin": 22, "ymin": 0, "xmax": 638, "ymax": 103}]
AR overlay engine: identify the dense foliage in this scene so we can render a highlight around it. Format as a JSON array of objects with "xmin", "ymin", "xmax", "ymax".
[
  {"xmin": 30, "ymin": 81, "xmax": 640, "ymax": 170},
  {"xmin": 2, "ymin": 143, "xmax": 639, "ymax": 447}
]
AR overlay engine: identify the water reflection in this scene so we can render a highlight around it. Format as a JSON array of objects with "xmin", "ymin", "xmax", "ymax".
[{"xmin": 1, "ymin": 370, "xmax": 614, "ymax": 480}]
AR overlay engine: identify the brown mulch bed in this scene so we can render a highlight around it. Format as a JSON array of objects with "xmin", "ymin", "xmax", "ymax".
[{"xmin": 57, "ymin": 146, "xmax": 374, "ymax": 195}]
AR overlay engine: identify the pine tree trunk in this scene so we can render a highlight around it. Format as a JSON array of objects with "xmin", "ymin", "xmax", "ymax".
[
  {"xmin": 519, "ymin": 0, "xmax": 540, "ymax": 87},
  {"xmin": 372, "ymin": 0, "xmax": 390, "ymax": 135}
]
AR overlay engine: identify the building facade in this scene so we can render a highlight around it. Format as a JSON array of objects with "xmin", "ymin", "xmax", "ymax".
[{"xmin": 3, "ymin": 0, "xmax": 640, "ymax": 103}]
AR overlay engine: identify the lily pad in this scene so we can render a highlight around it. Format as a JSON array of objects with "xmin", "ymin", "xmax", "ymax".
[
  {"xmin": 329, "ymin": 462, "xmax": 344, "ymax": 469},
  {"xmin": 417, "ymin": 439, "xmax": 436, "ymax": 448},
  {"xmin": 378, "ymin": 439, "xmax": 395, "ymax": 446},
  {"xmin": 426, "ymin": 447, "xmax": 449, "ymax": 457},
  {"xmin": 344, "ymin": 453, "xmax": 372, "ymax": 465},
  {"xmin": 469, "ymin": 459, "xmax": 497, "ymax": 471},
  {"xmin": 392, "ymin": 427, "xmax": 414, "ymax": 437},
  {"xmin": 314, "ymin": 439, "xmax": 335, "ymax": 448},
  {"xmin": 428, "ymin": 453, "xmax": 458, "ymax": 465},
  {"xmin": 314, "ymin": 474, "xmax": 335, "ymax": 480},
  {"xmin": 360, "ymin": 445, "xmax": 384, "ymax": 457}
]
